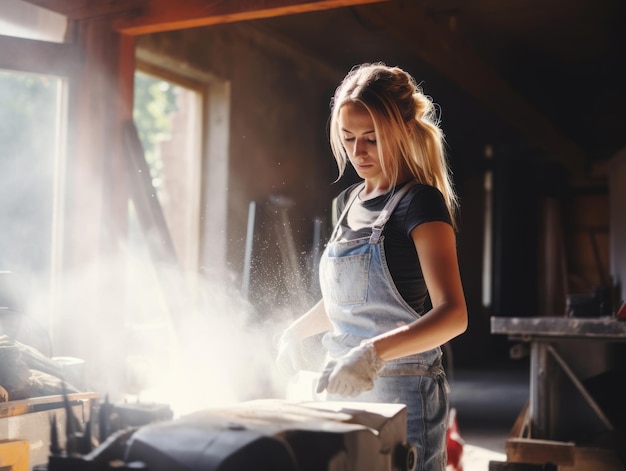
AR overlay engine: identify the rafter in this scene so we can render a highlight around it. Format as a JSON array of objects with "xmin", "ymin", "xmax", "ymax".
[
  {"xmin": 23, "ymin": 0, "xmax": 390, "ymax": 34},
  {"xmin": 116, "ymin": 0, "xmax": 389, "ymax": 35},
  {"xmin": 20, "ymin": 0, "xmax": 144, "ymax": 18}
]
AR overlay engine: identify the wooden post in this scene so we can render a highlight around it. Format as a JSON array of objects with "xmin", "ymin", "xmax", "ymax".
[{"xmin": 54, "ymin": 18, "xmax": 135, "ymax": 399}]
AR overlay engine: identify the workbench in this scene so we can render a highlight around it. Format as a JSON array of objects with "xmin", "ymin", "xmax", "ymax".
[
  {"xmin": 490, "ymin": 316, "xmax": 626, "ymax": 470},
  {"xmin": 0, "ymin": 392, "xmax": 98, "ymax": 470}
]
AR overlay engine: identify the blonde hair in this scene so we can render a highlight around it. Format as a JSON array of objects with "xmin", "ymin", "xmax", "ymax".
[{"xmin": 329, "ymin": 62, "xmax": 459, "ymax": 228}]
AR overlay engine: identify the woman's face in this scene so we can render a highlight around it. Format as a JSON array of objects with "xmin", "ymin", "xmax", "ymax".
[{"xmin": 338, "ymin": 102, "xmax": 383, "ymax": 180}]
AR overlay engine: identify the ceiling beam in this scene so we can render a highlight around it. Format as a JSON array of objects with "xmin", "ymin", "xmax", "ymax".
[
  {"xmin": 356, "ymin": 1, "xmax": 588, "ymax": 182},
  {"xmin": 23, "ymin": 0, "xmax": 390, "ymax": 34},
  {"xmin": 114, "ymin": 0, "xmax": 390, "ymax": 35},
  {"xmin": 20, "ymin": 0, "xmax": 144, "ymax": 18},
  {"xmin": 0, "ymin": 34, "xmax": 80, "ymax": 76}
]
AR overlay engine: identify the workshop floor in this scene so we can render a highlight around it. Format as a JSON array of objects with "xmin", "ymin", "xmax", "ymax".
[{"xmin": 448, "ymin": 361, "xmax": 530, "ymax": 471}]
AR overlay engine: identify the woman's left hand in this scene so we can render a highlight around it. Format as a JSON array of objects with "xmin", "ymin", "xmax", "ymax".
[{"xmin": 316, "ymin": 342, "xmax": 385, "ymax": 397}]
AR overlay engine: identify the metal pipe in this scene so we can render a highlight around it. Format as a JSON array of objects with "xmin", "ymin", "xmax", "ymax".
[
  {"xmin": 547, "ymin": 344, "xmax": 614, "ymax": 430},
  {"xmin": 242, "ymin": 201, "xmax": 256, "ymax": 300}
]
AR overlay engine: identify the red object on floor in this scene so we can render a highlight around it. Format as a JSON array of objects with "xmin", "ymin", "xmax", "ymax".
[{"xmin": 446, "ymin": 407, "xmax": 464, "ymax": 471}]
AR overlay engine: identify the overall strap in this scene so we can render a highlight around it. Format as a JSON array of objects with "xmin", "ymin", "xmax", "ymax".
[
  {"xmin": 369, "ymin": 180, "xmax": 418, "ymax": 244},
  {"xmin": 329, "ymin": 182, "xmax": 365, "ymax": 242}
]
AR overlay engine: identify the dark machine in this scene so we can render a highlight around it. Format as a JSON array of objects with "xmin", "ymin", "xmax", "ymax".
[{"xmin": 34, "ymin": 396, "xmax": 418, "ymax": 471}]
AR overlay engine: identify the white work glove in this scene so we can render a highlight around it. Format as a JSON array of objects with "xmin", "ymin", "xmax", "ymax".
[
  {"xmin": 275, "ymin": 327, "xmax": 309, "ymax": 377},
  {"xmin": 316, "ymin": 342, "xmax": 385, "ymax": 397}
]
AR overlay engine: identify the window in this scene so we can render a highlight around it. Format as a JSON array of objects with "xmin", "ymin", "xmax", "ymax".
[
  {"xmin": 133, "ymin": 69, "xmax": 203, "ymax": 276},
  {"xmin": 0, "ymin": 68, "xmax": 67, "ymax": 350},
  {"xmin": 0, "ymin": 0, "xmax": 77, "ymax": 356},
  {"xmin": 131, "ymin": 59, "xmax": 231, "ymax": 290},
  {"xmin": 122, "ymin": 62, "xmax": 231, "ymax": 404}
]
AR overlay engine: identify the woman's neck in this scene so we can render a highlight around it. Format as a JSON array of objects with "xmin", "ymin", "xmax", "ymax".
[{"xmin": 360, "ymin": 174, "xmax": 413, "ymax": 200}]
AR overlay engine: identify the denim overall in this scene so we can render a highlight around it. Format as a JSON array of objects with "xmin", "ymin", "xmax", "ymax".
[{"xmin": 319, "ymin": 181, "xmax": 449, "ymax": 471}]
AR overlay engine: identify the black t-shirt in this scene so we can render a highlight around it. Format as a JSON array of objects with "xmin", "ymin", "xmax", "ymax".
[{"xmin": 333, "ymin": 181, "xmax": 452, "ymax": 315}]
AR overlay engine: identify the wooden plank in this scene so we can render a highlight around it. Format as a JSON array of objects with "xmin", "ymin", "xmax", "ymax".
[
  {"xmin": 123, "ymin": 121, "xmax": 179, "ymax": 269},
  {"xmin": 116, "ymin": 33, "xmax": 136, "ymax": 121},
  {"xmin": 108, "ymin": 32, "xmax": 136, "ymax": 245},
  {"xmin": 509, "ymin": 401, "xmax": 531, "ymax": 439},
  {"xmin": 62, "ymin": 16, "xmax": 118, "ymax": 270},
  {"xmin": 0, "ymin": 34, "xmax": 80, "ymax": 77},
  {"xmin": 21, "ymin": 0, "xmax": 144, "ymax": 19},
  {"xmin": 22, "ymin": 0, "xmax": 390, "ymax": 31},
  {"xmin": 506, "ymin": 437, "xmax": 575, "ymax": 466},
  {"xmin": 112, "ymin": 0, "xmax": 390, "ymax": 35},
  {"xmin": 504, "ymin": 438, "xmax": 623, "ymax": 470},
  {"xmin": 123, "ymin": 120, "xmax": 192, "ymax": 329},
  {"xmin": 571, "ymin": 446, "xmax": 624, "ymax": 471},
  {"xmin": 0, "ymin": 392, "xmax": 98, "ymax": 419},
  {"xmin": 53, "ymin": 17, "xmax": 127, "ymax": 377},
  {"xmin": 490, "ymin": 316, "xmax": 626, "ymax": 339}
]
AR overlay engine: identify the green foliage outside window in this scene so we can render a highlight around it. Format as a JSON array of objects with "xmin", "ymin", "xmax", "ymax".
[
  {"xmin": 0, "ymin": 70, "xmax": 58, "ymax": 273},
  {"xmin": 133, "ymin": 71, "xmax": 178, "ymax": 190},
  {"xmin": 0, "ymin": 71, "xmax": 57, "ymax": 162}
]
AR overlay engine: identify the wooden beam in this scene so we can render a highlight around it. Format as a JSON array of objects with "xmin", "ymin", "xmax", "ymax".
[
  {"xmin": 112, "ymin": 0, "xmax": 390, "ymax": 35},
  {"xmin": 50, "ymin": 17, "xmax": 148, "ymax": 390},
  {"xmin": 0, "ymin": 34, "xmax": 80, "ymax": 77},
  {"xmin": 123, "ymin": 121, "xmax": 179, "ymax": 270},
  {"xmin": 20, "ymin": 0, "xmax": 142, "ymax": 18},
  {"xmin": 356, "ymin": 1, "xmax": 588, "ymax": 183},
  {"xmin": 506, "ymin": 438, "xmax": 575, "ymax": 466},
  {"xmin": 64, "ymin": 16, "xmax": 119, "ymax": 270},
  {"xmin": 22, "ymin": 0, "xmax": 390, "ymax": 33}
]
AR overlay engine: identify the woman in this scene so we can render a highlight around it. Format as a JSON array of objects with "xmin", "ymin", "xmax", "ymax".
[{"xmin": 276, "ymin": 62, "xmax": 467, "ymax": 470}]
